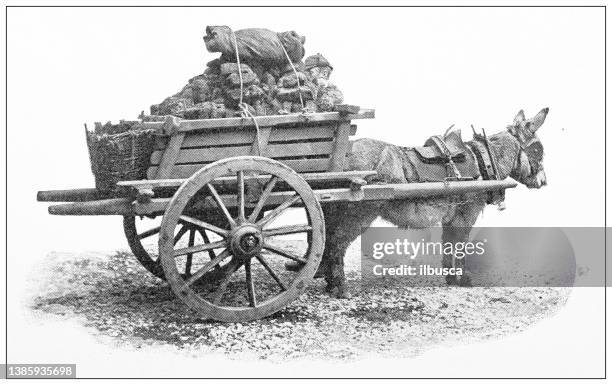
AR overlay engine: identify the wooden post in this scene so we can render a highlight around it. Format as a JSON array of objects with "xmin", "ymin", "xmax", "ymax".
[
  {"xmin": 329, "ymin": 105, "xmax": 360, "ymax": 172},
  {"xmin": 329, "ymin": 120, "xmax": 352, "ymax": 171},
  {"xmin": 155, "ymin": 116, "xmax": 185, "ymax": 179}
]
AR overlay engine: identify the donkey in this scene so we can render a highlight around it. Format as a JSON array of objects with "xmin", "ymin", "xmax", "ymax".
[{"xmin": 316, "ymin": 108, "xmax": 549, "ymax": 298}]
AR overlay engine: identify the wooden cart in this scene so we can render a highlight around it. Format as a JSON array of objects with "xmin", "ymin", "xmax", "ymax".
[{"xmin": 37, "ymin": 107, "xmax": 516, "ymax": 322}]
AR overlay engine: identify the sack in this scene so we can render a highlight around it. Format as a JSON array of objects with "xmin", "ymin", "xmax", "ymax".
[{"xmin": 204, "ymin": 26, "xmax": 305, "ymax": 66}]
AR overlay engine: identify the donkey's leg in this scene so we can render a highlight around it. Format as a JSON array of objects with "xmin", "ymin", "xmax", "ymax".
[
  {"xmin": 442, "ymin": 202, "xmax": 485, "ymax": 286},
  {"xmin": 323, "ymin": 202, "xmax": 379, "ymax": 298},
  {"xmin": 441, "ymin": 226, "xmax": 465, "ymax": 285}
]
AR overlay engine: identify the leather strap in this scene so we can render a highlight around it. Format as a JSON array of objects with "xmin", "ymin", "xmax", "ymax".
[
  {"xmin": 429, "ymin": 136, "xmax": 463, "ymax": 179},
  {"xmin": 468, "ymin": 140, "xmax": 495, "ymax": 180},
  {"xmin": 468, "ymin": 132, "xmax": 505, "ymax": 205}
]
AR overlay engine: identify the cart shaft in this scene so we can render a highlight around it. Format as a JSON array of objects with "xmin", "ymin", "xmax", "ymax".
[
  {"xmin": 37, "ymin": 188, "xmax": 109, "ymax": 202},
  {"xmin": 46, "ymin": 179, "xmax": 517, "ymax": 216}
]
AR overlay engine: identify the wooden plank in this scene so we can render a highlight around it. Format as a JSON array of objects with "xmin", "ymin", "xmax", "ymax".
[
  {"xmin": 151, "ymin": 144, "xmax": 251, "ymax": 165},
  {"xmin": 153, "ymin": 124, "xmax": 357, "ymax": 151},
  {"xmin": 147, "ymin": 158, "xmax": 332, "ymax": 179},
  {"xmin": 156, "ymin": 129, "xmax": 255, "ymax": 150},
  {"xmin": 334, "ymin": 104, "xmax": 361, "ymax": 114},
  {"xmin": 330, "ymin": 121, "xmax": 352, "ymax": 171},
  {"xmin": 154, "ymin": 133, "xmax": 186, "ymax": 179},
  {"xmin": 118, "ymin": 170, "xmax": 378, "ymax": 189},
  {"xmin": 150, "ymin": 141, "xmax": 336, "ymax": 165},
  {"xmin": 141, "ymin": 109, "xmax": 375, "ymax": 133},
  {"xmin": 155, "ymin": 125, "xmax": 344, "ymax": 150},
  {"xmin": 267, "ymin": 124, "xmax": 353, "ymax": 142}
]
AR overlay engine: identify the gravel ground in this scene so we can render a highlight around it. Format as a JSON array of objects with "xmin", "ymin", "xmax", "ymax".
[{"xmin": 27, "ymin": 241, "xmax": 571, "ymax": 361}]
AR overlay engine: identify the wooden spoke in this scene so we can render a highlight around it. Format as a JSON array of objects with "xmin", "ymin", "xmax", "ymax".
[
  {"xmin": 244, "ymin": 260, "xmax": 257, "ymax": 307},
  {"xmin": 237, "ymin": 170, "xmax": 245, "ymax": 223},
  {"xmin": 255, "ymin": 254, "xmax": 287, "ymax": 291},
  {"xmin": 263, "ymin": 242, "xmax": 308, "ymax": 265},
  {"xmin": 138, "ymin": 226, "xmax": 161, "ymax": 240},
  {"xmin": 198, "ymin": 229, "xmax": 217, "ymax": 261},
  {"xmin": 174, "ymin": 240, "xmax": 226, "ymax": 258},
  {"xmin": 211, "ymin": 259, "xmax": 243, "ymax": 305},
  {"xmin": 207, "ymin": 183, "xmax": 236, "ymax": 228},
  {"xmin": 180, "ymin": 215, "xmax": 229, "ymax": 237},
  {"xmin": 263, "ymin": 224, "xmax": 312, "ymax": 237},
  {"xmin": 181, "ymin": 249, "xmax": 231, "ymax": 289},
  {"xmin": 257, "ymin": 194, "xmax": 301, "ymax": 227},
  {"xmin": 185, "ymin": 230, "xmax": 195, "ymax": 277},
  {"xmin": 173, "ymin": 225, "xmax": 189, "ymax": 245},
  {"xmin": 247, "ymin": 175, "xmax": 278, "ymax": 223}
]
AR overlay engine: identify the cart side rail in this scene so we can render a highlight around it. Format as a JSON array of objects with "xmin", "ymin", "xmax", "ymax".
[
  {"xmin": 147, "ymin": 106, "xmax": 374, "ymax": 179},
  {"xmin": 142, "ymin": 108, "xmax": 374, "ymax": 134},
  {"xmin": 37, "ymin": 170, "xmax": 378, "ymax": 202}
]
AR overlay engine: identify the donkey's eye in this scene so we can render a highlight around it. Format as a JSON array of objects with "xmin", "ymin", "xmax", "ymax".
[{"xmin": 526, "ymin": 142, "xmax": 544, "ymax": 160}]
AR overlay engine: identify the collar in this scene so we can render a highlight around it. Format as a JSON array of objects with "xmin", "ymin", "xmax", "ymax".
[{"xmin": 468, "ymin": 138, "xmax": 498, "ymax": 181}]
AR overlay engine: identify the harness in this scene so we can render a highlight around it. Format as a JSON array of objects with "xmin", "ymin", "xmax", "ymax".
[
  {"xmin": 398, "ymin": 126, "xmax": 539, "ymax": 209},
  {"xmin": 427, "ymin": 135, "xmax": 473, "ymax": 181},
  {"xmin": 467, "ymin": 126, "xmax": 505, "ymax": 206}
]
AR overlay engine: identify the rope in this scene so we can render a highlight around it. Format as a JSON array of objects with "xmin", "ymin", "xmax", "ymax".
[
  {"xmin": 226, "ymin": 26, "xmax": 308, "ymax": 155},
  {"xmin": 229, "ymin": 27, "xmax": 262, "ymax": 156},
  {"xmin": 280, "ymin": 43, "xmax": 305, "ymax": 110},
  {"xmin": 230, "ymin": 29, "xmax": 244, "ymax": 107},
  {"xmin": 239, "ymin": 102, "xmax": 263, "ymax": 156}
]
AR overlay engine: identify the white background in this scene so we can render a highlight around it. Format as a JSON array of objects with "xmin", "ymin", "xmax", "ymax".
[{"xmin": 2, "ymin": 5, "xmax": 607, "ymax": 378}]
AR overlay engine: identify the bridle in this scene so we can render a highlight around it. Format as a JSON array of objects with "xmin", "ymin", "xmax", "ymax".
[{"xmin": 513, "ymin": 133, "xmax": 544, "ymax": 178}]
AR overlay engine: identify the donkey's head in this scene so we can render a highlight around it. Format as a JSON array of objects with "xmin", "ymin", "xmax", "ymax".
[{"xmin": 506, "ymin": 108, "xmax": 549, "ymax": 188}]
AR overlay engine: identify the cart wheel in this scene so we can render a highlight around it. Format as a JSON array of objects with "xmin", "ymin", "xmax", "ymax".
[
  {"xmin": 123, "ymin": 215, "xmax": 165, "ymax": 279},
  {"xmin": 123, "ymin": 215, "xmax": 230, "ymax": 282},
  {"xmin": 158, "ymin": 156, "xmax": 325, "ymax": 322}
]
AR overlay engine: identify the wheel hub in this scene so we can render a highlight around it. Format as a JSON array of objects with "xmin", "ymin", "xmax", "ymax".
[{"xmin": 229, "ymin": 225, "xmax": 263, "ymax": 259}]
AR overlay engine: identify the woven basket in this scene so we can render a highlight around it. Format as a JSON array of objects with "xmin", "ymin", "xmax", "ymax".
[{"xmin": 86, "ymin": 121, "xmax": 157, "ymax": 194}]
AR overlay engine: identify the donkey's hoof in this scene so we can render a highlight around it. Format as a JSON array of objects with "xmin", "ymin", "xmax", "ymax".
[
  {"xmin": 458, "ymin": 274, "xmax": 472, "ymax": 287},
  {"xmin": 333, "ymin": 286, "xmax": 352, "ymax": 299},
  {"xmin": 445, "ymin": 274, "xmax": 458, "ymax": 285},
  {"xmin": 325, "ymin": 284, "xmax": 351, "ymax": 299},
  {"xmin": 286, "ymin": 261, "xmax": 325, "ymax": 278}
]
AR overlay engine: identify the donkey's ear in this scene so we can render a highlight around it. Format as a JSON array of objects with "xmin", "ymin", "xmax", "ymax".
[
  {"xmin": 513, "ymin": 110, "xmax": 525, "ymax": 125},
  {"xmin": 530, "ymin": 107, "xmax": 549, "ymax": 132}
]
